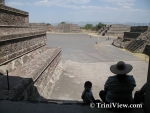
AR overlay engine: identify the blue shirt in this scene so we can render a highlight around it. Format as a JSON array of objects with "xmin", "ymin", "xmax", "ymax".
[
  {"xmin": 105, "ymin": 75, "xmax": 136, "ymax": 103},
  {"xmin": 82, "ymin": 90, "xmax": 94, "ymax": 103}
]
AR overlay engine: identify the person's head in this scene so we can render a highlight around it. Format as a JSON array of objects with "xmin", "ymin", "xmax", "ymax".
[
  {"xmin": 110, "ymin": 61, "xmax": 133, "ymax": 75},
  {"xmin": 84, "ymin": 81, "xmax": 92, "ymax": 91},
  {"xmin": 110, "ymin": 61, "xmax": 133, "ymax": 82}
]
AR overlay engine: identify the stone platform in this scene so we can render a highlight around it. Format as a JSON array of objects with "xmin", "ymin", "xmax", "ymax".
[
  {"xmin": 113, "ymin": 26, "xmax": 150, "ymax": 53},
  {"xmin": 97, "ymin": 24, "xmax": 130, "ymax": 37},
  {"xmin": 0, "ymin": 0, "xmax": 62, "ymax": 102},
  {"xmin": 54, "ymin": 23, "xmax": 81, "ymax": 33}
]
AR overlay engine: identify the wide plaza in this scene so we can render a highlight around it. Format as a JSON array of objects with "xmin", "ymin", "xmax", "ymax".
[{"xmin": 47, "ymin": 33, "xmax": 148, "ymax": 101}]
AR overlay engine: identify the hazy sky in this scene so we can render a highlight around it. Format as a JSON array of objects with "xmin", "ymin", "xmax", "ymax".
[{"xmin": 5, "ymin": 0, "xmax": 150, "ymax": 23}]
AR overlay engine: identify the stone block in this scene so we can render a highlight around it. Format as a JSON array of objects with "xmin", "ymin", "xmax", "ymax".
[
  {"xmin": 124, "ymin": 32, "xmax": 141, "ymax": 39},
  {"xmin": 0, "ymin": 5, "xmax": 29, "ymax": 26},
  {"xmin": 131, "ymin": 26, "xmax": 148, "ymax": 32}
]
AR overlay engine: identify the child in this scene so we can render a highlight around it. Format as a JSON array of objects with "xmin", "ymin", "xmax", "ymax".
[{"xmin": 81, "ymin": 81, "xmax": 95, "ymax": 104}]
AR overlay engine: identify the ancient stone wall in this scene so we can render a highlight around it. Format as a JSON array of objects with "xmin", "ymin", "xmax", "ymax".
[
  {"xmin": 0, "ymin": 0, "xmax": 4, "ymax": 5},
  {"xmin": 63, "ymin": 24, "xmax": 70, "ymax": 33},
  {"xmin": 130, "ymin": 26, "xmax": 148, "ymax": 32},
  {"xmin": 113, "ymin": 26, "xmax": 150, "ymax": 53},
  {"xmin": 7, "ymin": 48, "xmax": 62, "ymax": 101},
  {"xmin": 0, "ymin": 0, "xmax": 62, "ymax": 101},
  {"xmin": 123, "ymin": 32, "xmax": 141, "ymax": 39},
  {"xmin": 104, "ymin": 24, "xmax": 130, "ymax": 37},
  {"xmin": 70, "ymin": 24, "xmax": 81, "ymax": 33},
  {"xmin": 0, "ymin": 5, "xmax": 29, "ymax": 26},
  {"xmin": 53, "ymin": 23, "xmax": 81, "ymax": 33},
  {"xmin": 29, "ymin": 23, "xmax": 47, "ymax": 31},
  {"xmin": 0, "ymin": 34, "xmax": 46, "ymax": 66}
]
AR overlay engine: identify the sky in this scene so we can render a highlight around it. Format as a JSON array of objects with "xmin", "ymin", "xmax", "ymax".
[{"xmin": 5, "ymin": 0, "xmax": 150, "ymax": 24}]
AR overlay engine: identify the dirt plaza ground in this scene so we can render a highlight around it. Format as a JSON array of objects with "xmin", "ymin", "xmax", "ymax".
[{"xmin": 46, "ymin": 33, "xmax": 148, "ymax": 101}]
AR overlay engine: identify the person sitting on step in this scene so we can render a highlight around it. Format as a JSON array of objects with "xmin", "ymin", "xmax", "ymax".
[{"xmin": 99, "ymin": 61, "xmax": 136, "ymax": 106}]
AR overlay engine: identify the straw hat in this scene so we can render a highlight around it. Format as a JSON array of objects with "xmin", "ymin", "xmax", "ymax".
[{"xmin": 110, "ymin": 61, "xmax": 133, "ymax": 74}]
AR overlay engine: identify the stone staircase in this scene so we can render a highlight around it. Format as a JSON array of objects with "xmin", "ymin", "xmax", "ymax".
[
  {"xmin": 0, "ymin": 1, "xmax": 62, "ymax": 101},
  {"xmin": 54, "ymin": 24, "xmax": 81, "ymax": 33},
  {"xmin": 113, "ymin": 26, "xmax": 150, "ymax": 53},
  {"xmin": 97, "ymin": 25, "xmax": 111, "ymax": 36},
  {"xmin": 125, "ymin": 40, "xmax": 146, "ymax": 52},
  {"xmin": 104, "ymin": 24, "xmax": 130, "ymax": 37},
  {"xmin": 63, "ymin": 24, "xmax": 70, "ymax": 33}
]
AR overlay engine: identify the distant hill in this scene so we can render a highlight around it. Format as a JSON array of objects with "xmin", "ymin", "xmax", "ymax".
[{"xmin": 51, "ymin": 21, "xmax": 150, "ymax": 27}]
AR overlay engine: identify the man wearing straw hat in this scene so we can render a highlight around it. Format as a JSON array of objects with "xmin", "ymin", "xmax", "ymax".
[{"xmin": 99, "ymin": 61, "xmax": 136, "ymax": 104}]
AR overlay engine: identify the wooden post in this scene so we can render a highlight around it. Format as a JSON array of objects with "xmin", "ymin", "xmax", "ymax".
[{"xmin": 6, "ymin": 70, "xmax": 10, "ymax": 90}]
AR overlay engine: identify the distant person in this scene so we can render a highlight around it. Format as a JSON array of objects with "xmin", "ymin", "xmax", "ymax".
[
  {"xmin": 99, "ymin": 61, "xmax": 136, "ymax": 105},
  {"xmin": 108, "ymin": 37, "xmax": 109, "ymax": 40},
  {"xmin": 134, "ymin": 83, "xmax": 147, "ymax": 104},
  {"xmin": 90, "ymin": 35, "xmax": 92, "ymax": 38}
]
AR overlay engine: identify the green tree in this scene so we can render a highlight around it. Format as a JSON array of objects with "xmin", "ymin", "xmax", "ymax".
[
  {"xmin": 46, "ymin": 23, "xmax": 51, "ymax": 26},
  {"xmin": 84, "ymin": 24, "xmax": 93, "ymax": 30},
  {"xmin": 95, "ymin": 22, "xmax": 106, "ymax": 31},
  {"xmin": 61, "ymin": 21, "xmax": 66, "ymax": 24}
]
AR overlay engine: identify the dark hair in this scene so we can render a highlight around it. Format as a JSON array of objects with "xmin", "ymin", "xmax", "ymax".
[{"xmin": 84, "ymin": 81, "xmax": 92, "ymax": 88}]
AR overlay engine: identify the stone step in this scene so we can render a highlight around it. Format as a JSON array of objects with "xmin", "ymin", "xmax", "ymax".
[
  {"xmin": 0, "ymin": 46, "xmax": 61, "ymax": 100},
  {"xmin": 0, "ymin": 27, "xmax": 45, "ymax": 36},
  {"xmin": 0, "ymin": 5, "xmax": 28, "ymax": 26},
  {"xmin": 124, "ymin": 32, "xmax": 141, "ymax": 39},
  {"xmin": 131, "ymin": 40, "xmax": 145, "ymax": 52}
]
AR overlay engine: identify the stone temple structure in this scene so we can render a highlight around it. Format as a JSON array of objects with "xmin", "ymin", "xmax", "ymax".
[
  {"xmin": 54, "ymin": 23, "xmax": 81, "ymax": 33},
  {"xmin": 97, "ymin": 24, "xmax": 130, "ymax": 37},
  {"xmin": 0, "ymin": 0, "xmax": 4, "ymax": 5},
  {"xmin": 0, "ymin": 1, "xmax": 61, "ymax": 101},
  {"xmin": 113, "ymin": 26, "xmax": 150, "ymax": 53}
]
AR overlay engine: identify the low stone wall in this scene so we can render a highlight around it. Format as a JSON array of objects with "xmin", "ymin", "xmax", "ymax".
[
  {"xmin": 103, "ymin": 24, "xmax": 130, "ymax": 36},
  {"xmin": 0, "ymin": 45, "xmax": 47, "ymax": 73},
  {"xmin": 54, "ymin": 23, "xmax": 81, "ymax": 33},
  {"xmin": 0, "ymin": 47, "xmax": 62, "ymax": 100},
  {"xmin": 33, "ymin": 51, "xmax": 62, "ymax": 101},
  {"xmin": 0, "ymin": 34, "xmax": 46, "ymax": 65},
  {"xmin": 130, "ymin": 26, "xmax": 148, "ymax": 32},
  {"xmin": 113, "ymin": 26, "xmax": 150, "ymax": 53},
  {"xmin": 105, "ymin": 31, "xmax": 127, "ymax": 37},
  {"xmin": 123, "ymin": 32, "xmax": 141, "ymax": 39},
  {"xmin": 0, "ymin": 5, "xmax": 29, "ymax": 26},
  {"xmin": 29, "ymin": 23, "xmax": 47, "ymax": 31},
  {"xmin": 9, "ymin": 47, "xmax": 61, "ymax": 101}
]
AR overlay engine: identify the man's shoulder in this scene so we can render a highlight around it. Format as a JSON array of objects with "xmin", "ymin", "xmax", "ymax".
[
  {"xmin": 126, "ymin": 75, "xmax": 135, "ymax": 79},
  {"xmin": 105, "ymin": 76, "xmax": 117, "ymax": 84},
  {"xmin": 107, "ymin": 75, "xmax": 117, "ymax": 80}
]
